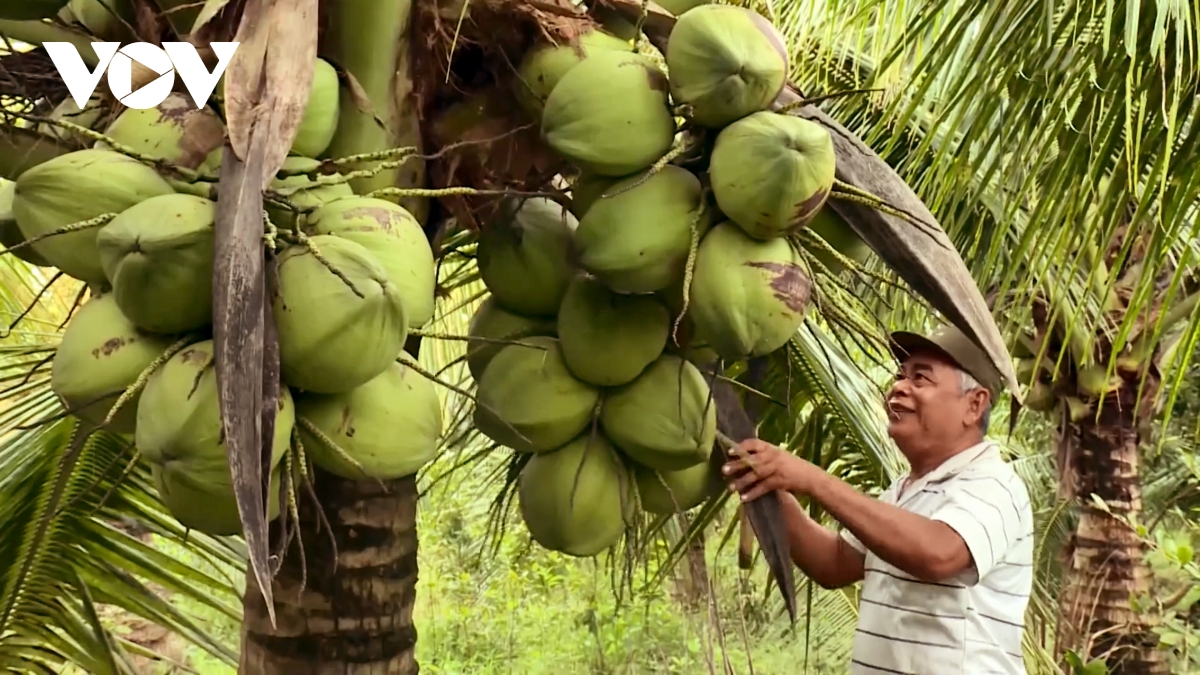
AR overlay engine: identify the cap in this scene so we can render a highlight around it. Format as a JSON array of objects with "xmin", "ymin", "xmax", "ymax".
[{"xmin": 889, "ymin": 324, "xmax": 1004, "ymax": 398}]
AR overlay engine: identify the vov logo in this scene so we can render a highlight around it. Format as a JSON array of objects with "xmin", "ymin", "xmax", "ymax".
[{"xmin": 43, "ymin": 42, "xmax": 239, "ymax": 110}]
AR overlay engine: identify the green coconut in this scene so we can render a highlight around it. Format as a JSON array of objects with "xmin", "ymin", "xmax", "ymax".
[
  {"xmin": 305, "ymin": 196, "xmax": 435, "ymax": 328},
  {"xmin": 273, "ymin": 235, "xmax": 408, "ymax": 394},
  {"xmin": 1025, "ymin": 381, "xmax": 1056, "ymax": 412},
  {"xmin": 0, "ymin": 0, "xmax": 69, "ymax": 20},
  {"xmin": 466, "ymin": 298, "xmax": 557, "ymax": 383},
  {"xmin": 297, "ymin": 353, "xmax": 442, "ymax": 480},
  {"xmin": 0, "ymin": 179, "xmax": 52, "ymax": 267},
  {"xmin": 518, "ymin": 434, "xmax": 634, "ymax": 557},
  {"xmin": 542, "ymin": 50, "xmax": 676, "ymax": 177},
  {"xmin": 474, "ymin": 336, "xmax": 601, "ymax": 454},
  {"xmin": 266, "ymin": 157, "xmax": 355, "ymax": 230},
  {"xmin": 12, "ymin": 149, "xmax": 174, "ymax": 285},
  {"xmin": 569, "ymin": 172, "xmax": 622, "ymax": 219},
  {"xmin": 136, "ymin": 340, "xmax": 293, "ymax": 468},
  {"xmin": 137, "ymin": 340, "xmax": 292, "ymax": 535},
  {"xmin": 51, "ymin": 293, "xmax": 174, "ymax": 434},
  {"xmin": 97, "ymin": 194, "xmax": 215, "ymax": 334},
  {"xmin": 100, "ymin": 93, "xmax": 225, "ymax": 173},
  {"xmin": 558, "ymin": 274, "xmax": 670, "ymax": 387},
  {"xmin": 709, "ymin": 111, "xmax": 836, "ymax": 240},
  {"xmin": 689, "ymin": 222, "xmax": 811, "ymax": 361},
  {"xmin": 655, "ymin": 0, "xmax": 710, "ymax": 15},
  {"xmin": 575, "ymin": 165, "xmax": 707, "ymax": 294},
  {"xmin": 66, "ymin": 0, "xmax": 134, "ymax": 42},
  {"xmin": 803, "ymin": 206, "xmax": 870, "ymax": 275},
  {"xmin": 477, "ymin": 197, "xmax": 578, "ymax": 317},
  {"xmin": 515, "ymin": 30, "xmax": 632, "ymax": 116},
  {"xmin": 292, "ymin": 58, "xmax": 341, "ymax": 157},
  {"xmin": 601, "ymin": 354, "xmax": 716, "ymax": 471},
  {"xmin": 635, "ymin": 461, "xmax": 716, "ymax": 514},
  {"xmin": 666, "ymin": 5, "xmax": 788, "ymax": 128},
  {"xmin": 153, "ymin": 462, "xmax": 283, "ymax": 537}
]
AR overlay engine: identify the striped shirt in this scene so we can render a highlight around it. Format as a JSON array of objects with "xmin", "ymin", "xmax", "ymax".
[{"xmin": 841, "ymin": 441, "xmax": 1034, "ymax": 675}]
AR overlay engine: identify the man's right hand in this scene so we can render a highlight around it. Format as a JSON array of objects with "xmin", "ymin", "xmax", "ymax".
[{"xmin": 722, "ymin": 439, "xmax": 818, "ymax": 501}]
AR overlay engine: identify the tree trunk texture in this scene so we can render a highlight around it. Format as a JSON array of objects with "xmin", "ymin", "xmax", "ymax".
[
  {"xmin": 670, "ymin": 514, "xmax": 709, "ymax": 610},
  {"xmin": 1057, "ymin": 379, "xmax": 1165, "ymax": 674},
  {"xmin": 240, "ymin": 473, "xmax": 419, "ymax": 675}
]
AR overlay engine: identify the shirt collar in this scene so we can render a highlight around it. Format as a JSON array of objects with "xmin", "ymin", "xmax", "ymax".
[{"xmin": 898, "ymin": 440, "xmax": 999, "ymax": 500}]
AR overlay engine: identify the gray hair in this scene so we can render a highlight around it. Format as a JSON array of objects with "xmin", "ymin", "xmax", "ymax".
[{"xmin": 958, "ymin": 368, "xmax": 992, "ymax": 433}]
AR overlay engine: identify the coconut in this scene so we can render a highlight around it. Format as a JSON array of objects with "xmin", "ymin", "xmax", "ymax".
[
  {"xmin": 575, "ymin": 165, "xmax": 707, "ymax": 294},
  {"xmin": 558, "ymin": 274, "xmax": 670, "ymax": 387},
  {"xmin": 474, "ymin": 336, "xmax": 600, "ymax": 454},
  {"xmin": 272, "ymin": 235, "xmax": 408, "ymax": 394},
  {"xmin": 514, "ymin": 30, "xmax": 632, "ymax": 116},
  {"xmin": 1077, "ymin": 364, "xmax": 1121, "ymax": 398},
  {"xmin": 12, "ymin": 149, "xmax": 174, "ymax": 285},
  {"xmin": 100, "ymin": 92, "xmax": 225, "ymax": 173},
  {"xmin": 518, "ymin": 434, "xmax": 634, "ymax": 557},
  {"xmin": 477, "ymin": 197, "xmax": 578, "ymax": 317},
  {"xmin": 601, "ymin": 354, "xmax": 716, "ymax": 471},
  {"xmin": 0, "ymin": 180, "xmax": 52, "ymax": 267},
  {"xmin": 266, "ymin": 157, "xmax": 355, "ymax": 230},
  {"xmin": 466, "ymin": 298, "xmax": 557, "ymax": 382},
  {"xmin": 635, "ymin": 461, "xmax": 716, "ymax": 514},
  {"xmin": 137, "ymin": 340, "xmax": 292, "ymax": 535},
  {"xmin": 803, "ymin": 206, "xmax": 869, "ymax": 275},
  {"xmin": 297, "ymin": 353, "xmax": 441, "ymax": 480},
  {"xmin": 542, "ymin": 50, "xmax": 677, "ymax": 177},
  {"xmin": 97, "ymin": 194, "xmax": 215, "ymax": 334},
  {"xmin": 305, "ymin": 196, "xmax": 435, "ymax": 328},
  {"xmin": 666, "ymin": 5, "xmax": 788, "ymax": 128},
  {"xmin": 1025, "ymin": 381, "xmax": 1056, "ymax": 412},
  {"xmin": 153, "ymin": 462, "xmax": 283, "ymax": 537},
  {"xmin": 709, "ymin": 111, "xmax": 836, "ymax": 240},
  {"xmin": 66, "ymin": 0, "xmax": 135, "ymax": 41},
  {"xmin": 569, "ymin": 172, "xmax": 622, "ymax": 219},
  {"xmin": 689, "ymin": 222, "xmax": 811, "ymax": 361},
  {"xmin": 0, "ymin": 0, "xmax": 68, "ymax": 19},
  {"xmin": 655, "ymin": 0, "xmax": 710, "ymax": 14},
  {"xmin": 292, "ymin": 58, "xmax": 341, "ymax": 158},
  {"xmin": 51, "ymin": 293, "xmax": 174, "ymax": 434},
  {"xmin": 136, "ymin": 340, "xmax": 294, "ymax": 468}
]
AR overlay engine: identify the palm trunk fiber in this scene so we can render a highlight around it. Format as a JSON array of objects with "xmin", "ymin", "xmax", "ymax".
[
  {"xmin": 240, "ymin": 474, "xmax": 420, "ymax": 675},
  {"xmin": 1057, "ymin": 380, "xmax": 1165, "ymax": 675}
]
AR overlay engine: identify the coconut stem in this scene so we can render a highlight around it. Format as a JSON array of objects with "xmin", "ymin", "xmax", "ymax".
[
  {"xmin": 0, "ymin": 213, "xmax": 117, "ymax": 256},
  {"xmin": 407, "ymin": 329, "xmax": 549, "ymax": 351},
  {"xmin": 601, "ymin": 142, "xmax": 691, "ymax": 200},
  {"xmin": 1, "ymin": 271, "xmax": 64, "ymax": 339},
  {"xmin": 670, "ymin": 206, "xmax": 706, "ymax": 346},
  {"xmin": 18, "ymin": 114, "xmax": 204, "ymax": 182},
  {"xmin": 366, "ymin": 186, "xmax": 563, "ymax": 202},
  {"xmin": 778, "ymin": 88, "xmax": 885, "ymax": 113},
  {"xmin": 828, "ymin": 189, "xmax": 922, "ymax": 226},
  {"xmin": 296, "ymin": 416, "xmax": 375, "ymax": 483},
  {"xmin": 292, "ymin": 232, "xmax": 365, "ymax": 299},
  {"xmin": 102, "ymin": 336, "xmax": 194, "ymax": 428},
  {"xmin": 326, "ymin": 146, "xmax": 421, "ymax": 167}
]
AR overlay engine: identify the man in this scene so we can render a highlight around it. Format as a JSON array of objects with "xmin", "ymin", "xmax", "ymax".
[{"xmin": 723, "ymin": 325, "xmax": 1034, "ymax": 675}]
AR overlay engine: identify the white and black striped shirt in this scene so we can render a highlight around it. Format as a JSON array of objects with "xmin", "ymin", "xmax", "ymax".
[{"xmin": 842, "ymin": 441, "xmax": 1034, "ymax": 674}]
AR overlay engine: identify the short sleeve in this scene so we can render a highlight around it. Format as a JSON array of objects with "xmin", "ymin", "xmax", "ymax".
[
  {"xmin": 929, "ymin": 473, "xmax": 1027, "ymax": 583},
  {"xmin": 840, "ymin": 529, "xmax": 866, "ymax": 554}
]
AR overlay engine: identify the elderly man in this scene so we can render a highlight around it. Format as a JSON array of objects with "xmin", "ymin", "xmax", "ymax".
[{"xmin": 723, "ymin": 325, "xmax": 1034, "ymax": 675}]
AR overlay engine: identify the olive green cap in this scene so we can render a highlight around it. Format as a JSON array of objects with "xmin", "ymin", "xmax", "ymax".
[{"xmin": 889, "ymin": 324, "xmax": 1004, "ymax": 398}]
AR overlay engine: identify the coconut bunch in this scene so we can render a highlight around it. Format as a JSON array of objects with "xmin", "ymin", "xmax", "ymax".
[
  {"xmin": 2, "ymin": 54, "xmax": 442, "ymax": 537},
  {"xmin": 461, "ymin": 6, "xmax": 875, "ymax": 558}
]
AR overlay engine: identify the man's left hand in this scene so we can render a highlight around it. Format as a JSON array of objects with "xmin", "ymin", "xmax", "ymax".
[{"xmin": 722, "ymin": 439, "xmax": 821, "ymax": 501}]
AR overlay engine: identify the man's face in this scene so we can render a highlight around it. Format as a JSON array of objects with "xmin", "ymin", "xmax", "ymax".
[{"xmin": 885, "ymin": 349, "xmax": 988, "ymax": 454}]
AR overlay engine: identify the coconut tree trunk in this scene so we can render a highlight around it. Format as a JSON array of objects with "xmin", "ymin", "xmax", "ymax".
[
  {"xmin": 240, "ymin": 472, "xmax": 420, "ymax": 674},
  {"xmin": 1057, "ymin": 376, "xmax": 1165, "ymax": 674}
]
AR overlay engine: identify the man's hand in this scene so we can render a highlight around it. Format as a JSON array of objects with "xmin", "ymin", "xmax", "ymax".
[{"xmin": 722, "ymin": 439, "xmax": 820, "ymax": 501}]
